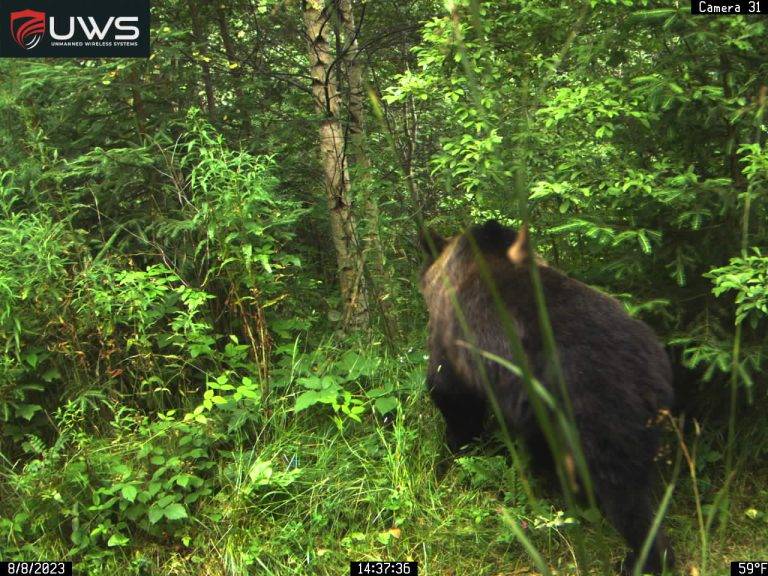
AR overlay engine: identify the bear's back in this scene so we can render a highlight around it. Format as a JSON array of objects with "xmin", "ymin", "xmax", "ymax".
[{"xmin": 451, "ymin": 259, "xmax": 673, "ymax": 416}]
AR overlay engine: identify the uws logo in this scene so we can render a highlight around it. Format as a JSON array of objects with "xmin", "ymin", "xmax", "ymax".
[
  {"xmin": 10, "ymin": 9, "xmax": 45, "ymax": 50},
  {"xmin": 10, "ymin": 8, "xmax": 140, "ymax": 50}
]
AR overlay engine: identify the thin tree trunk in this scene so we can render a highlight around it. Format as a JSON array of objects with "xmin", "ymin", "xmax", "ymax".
[
  {"xmin": 188, "ymin": 0, "xmax": 216, "ymax": 121},
  {"xmin": 303, "ymin": 0, "xmax": 368, "ymax": 329},
  {"xmin": 403, "ymin": 93, "xmax": 423, "ymax": 218},
  {"xmin": 373, "ymin": 69, "xmax": 424, "ymax": 228},
  {"xmin": 214, "ymin": 2, "xmax": 252, "ymax": 135},
  {"xmin": 130, "ymin": 72, "xmax": 147, "ymax": 138},
  {"xmin": 336, "ymin": 0, "xmax": 396, "ymax": 338}
]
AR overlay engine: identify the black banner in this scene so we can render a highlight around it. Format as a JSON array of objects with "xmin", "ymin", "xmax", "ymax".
[
  {"xmin": 692, "ymin": 0, "xmax": 768, "ymax": 14},
  {"xmin": 731, "ymin": 562, "xmax": 768, "ymax": 576},
  {"xmin": 0, "ymin": 0, "xmax": 149, "ymax": 58},
  {"xmin": 0, "ymin": 562, "xmax": 73, "ymax": 576}
]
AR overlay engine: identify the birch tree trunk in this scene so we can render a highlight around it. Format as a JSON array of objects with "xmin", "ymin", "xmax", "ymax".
[
  {"xmin": 303, "ymin": 0, "xmax": 368, "ymax": 329},
  {"xmin": 336, "ymin": 0, "xmax": 396, "ymax": 339}
]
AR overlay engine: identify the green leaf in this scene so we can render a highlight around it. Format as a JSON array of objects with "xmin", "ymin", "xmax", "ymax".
[
  {"xmin": 157, "ymin": 494, "xmax": 176, "ymax": 508},
  {"xmin": 25, "ymin": 352, "xmax": 38, "ymax": 368},
  {"xmin": 163, "ymin": 503, "xmax": 188, "ymax": 520},
  {"xmin": 236, "ymin": 385, "xmax": 260, "ymax": 400},
  {"xmin": 637, "ymin": 230, "xmax": 652, "ymax": 254},
  {"xmin": 294, "ymin": 387, "xmax": 339, "ymax": 412},
  {"xmin": 374, "ymin": 396, "xmax": 398, "ymax": 415},
  {"xmin": 294, "ymin": 390, "xmax": 322, "ymax": 412},
  {"xmin": 107, "ymin": 533, "xmax": 130, "ymax": 547},
  {"xmin": 248, "ymin": 460, "xmax": 274, "ymax": 484},
  {"xmin": 15, "ymin": 404, "xmax": 42, "ymax": 421},
  {"xmin": 42, "ymin": 368, "xmax": 61, "ymax": 382},
  {"xmin": 365, "ymin": 386, "xmax": 391, "ymax": 398},
  {"xmin": 121, "ymin": 485, "xmax": 138, "ymax": 503},
  {"xmin": 148, "ymin": 506, "xmax": 164, "ymax": 524}
]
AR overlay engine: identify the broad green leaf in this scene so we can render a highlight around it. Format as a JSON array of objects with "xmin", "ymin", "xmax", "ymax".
[
  {"xmin": 15, "ymin": 404, "xmax": 42, "ymax": 421},
  {"xmin": 163, "ymin": 503, "xmax": 188, "ymax": 520},
  {"xmin": 107, "ymin": 533, "xmax": 130, "ymax": 547},
  {"xmin": 374, "ymin": 396, "xmax": 398, "ymax": 415},
  {"xmin": 148, "ymin": 506, "xmax": 164, "ymax": 524},
  {"xmin": 121, "ymin": 485, "xmax": 138, "ymax": 503}
]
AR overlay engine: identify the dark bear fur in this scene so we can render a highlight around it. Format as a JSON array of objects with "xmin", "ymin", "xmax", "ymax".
[{"xmin": 419, "ymin": 220, "xmax": 675, "ymax": 575}]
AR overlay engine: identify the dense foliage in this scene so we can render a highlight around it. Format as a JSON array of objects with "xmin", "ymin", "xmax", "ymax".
[{"xmin": 1, "ymin": 1, "xmax": 767, "ymax": 574}]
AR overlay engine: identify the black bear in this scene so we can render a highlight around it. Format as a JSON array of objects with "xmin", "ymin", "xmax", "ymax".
[{"xmin": 419, "ymin": 220, "xmax": 675, "ymax": 575}]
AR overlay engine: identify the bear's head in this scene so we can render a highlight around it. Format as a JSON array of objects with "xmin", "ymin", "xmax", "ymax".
[{"xmin": 418, "ymin": 220, "xmax": 533, "ymax": 294}]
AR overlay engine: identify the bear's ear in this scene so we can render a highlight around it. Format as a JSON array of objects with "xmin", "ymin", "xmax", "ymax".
[
  {"xmin": 507, "ymin": 224, "xmax": 531, "ymax": 265},
  {"xmin": 419, "ymin": 227, "xmax": 447, "ymax": 263}
]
